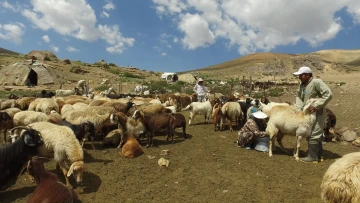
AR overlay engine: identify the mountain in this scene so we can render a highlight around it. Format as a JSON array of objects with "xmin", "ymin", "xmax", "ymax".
[
  {"xmin": 0, "ymin": 47, "xmax": 21, "ymax": 55},
  {"xmin": 184, "ymin": 49, "xmax": 360, "ymax": 81}
]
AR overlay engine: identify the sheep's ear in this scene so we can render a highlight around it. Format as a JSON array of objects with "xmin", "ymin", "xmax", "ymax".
[
  {"xmin": 67, "ymin": 163, "xmax": 75, "ymax": 177},
  {"xmin": 24, "ymin": 133, "xmax": 36, "ymax": 146}
]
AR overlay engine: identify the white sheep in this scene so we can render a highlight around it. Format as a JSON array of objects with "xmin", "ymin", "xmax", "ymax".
[
  {"xmin": 13, "ymin": 111, "xmax": 62, "ymax": 127},
  {"xmin": 26, "ymin": 122, "xmax": 85, "ymax": 188},
  {"xmin": 55, "ymin": 87, "xmax": 80, "ymax": 97},
  {"xmin": 181, "ymin": 99, "xmax": 212, "ymax": 125},
  {"xmin": 266, "ymin": 98, "xmax": 320, "ymax": 160},
  {"xmin": 220, "ymin": 102, "xmax": 243, "ymax": 131},
  {"xmin": 36, "ymin": 98, "xmax": 59, "ymax": 114},
  {"xmin": 259, "ymin": 100, "xmax": 291, "ymax": 116},
  {"xmin": 320, "ymin": 152, "xmax": 360, "ymax": 203}
]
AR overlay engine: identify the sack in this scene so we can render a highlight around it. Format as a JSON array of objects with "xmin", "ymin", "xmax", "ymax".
[{"xmin": 237, "ymin": 132, "xmax": 255, "ymax": 147}]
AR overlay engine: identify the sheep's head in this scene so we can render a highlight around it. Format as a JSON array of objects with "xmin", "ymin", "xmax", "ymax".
[
  {"xmin": 67, "ymin": 161, "xmax": 85, "ymax": 185},
  {"xmin": 132, "ymin": 110, "xmax": 142, "ymax": 119},
  {"xmin": 303, "ymin": 98, "xmax": 320, "ymax": 114}
]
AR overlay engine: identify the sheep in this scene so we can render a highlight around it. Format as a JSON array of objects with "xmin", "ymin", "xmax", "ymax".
[
  {"xmin": 55, "ymin": 87, "xmax": 80, "ymax": 97},
  {"xmin": 103, "ymin": 129, "xmax": 124, "ymax": 147},
  {"xmin": 61, "ymin": 104, "xmax": 75, "ymax": 115},
  {"xmin": 102, "ymin": 101, "xmax": 135, "ymax": 114},
  {"xmin": 13, "ymin": 111, "xmax": 62, "ymax": 128},
  {"xmin": 36, "ymin": 98, "xmax": 60, "ymax": 114},
  {"xmin": 127, "ymin": 103, "xmax": 169, "ymax": 117},
  {"xmin": 220, "ymin": 102, "xmax": 242, "ymax": 131},
  {"xmin": 258, "ymin": 100, "xmax": 291, "ymax": 116},
  {"xmin": 37, "ymin": 90, "xmax": 55, "ymax": 98},
  {"xmin": 0, "ymin": 126, "xmax": 43, "ymax": 190},
  {"xmin": 15, "ymin": 97, "xmax": 36, "ymax": 110},
  {"xmin": 26, "ymin": 122, "xmax": 86, "ymax": 188},
  {"xmin": 60, "ymin": 120, "xmax": 96, "ymax": 149},
  {"xmin": 320, "ymin": 152, "xmax": 360, "ymax": 203},
  {"xmin": 181, "ymin": 99, "xmax": 212, "ymax": 125},
  {"xmin": 266, "ymin": 98, "xmax": 320, "ymax": 160},
  {"xmin": 119, "ymin": 133, "xmax": 144, "ymax": 158},
  {"xmin": 110, "ymin": 111, "xmax": 146, "ymax": 140},
  {"xmin": 0, "ymin": 111, "xmax": 13, "ymax": 143},
  {"xmin": 0, "ymin": 99, "xmax": 16, "ymax": 110},
  {"xmin": 26, "ymin": 159, "xmax": 80, "ymax": 203}
]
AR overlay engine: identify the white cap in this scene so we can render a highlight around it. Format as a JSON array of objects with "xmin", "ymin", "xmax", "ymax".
[
  {"xmin": 293, "ymin": 66, "xmax": 312, "ymax": 76},
  {"xmin": 252, "ymin": 111, "xmax": 268, "ymax": 119},
  {"xmin": 198, "ymin": 78, "xmax": 204, "ymax": 82}
]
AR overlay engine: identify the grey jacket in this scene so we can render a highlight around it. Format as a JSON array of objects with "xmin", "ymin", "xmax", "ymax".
[{"xmin": 295, "ymin": 78, "xmax": 333, "ymax": 112}]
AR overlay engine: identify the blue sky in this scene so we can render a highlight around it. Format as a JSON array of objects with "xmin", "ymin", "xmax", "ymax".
[{"xmin": 1, "ymin": 0, "xmax": 360, "ymax": 73}]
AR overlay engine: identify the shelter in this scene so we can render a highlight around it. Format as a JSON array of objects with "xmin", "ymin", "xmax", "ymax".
[
  {"xmin": 161, "ymin": 72, "xmax": 178, "ymax": 82},
  {"xmin": 0, "ymin": 62, "xmax": 54, "ymax": 86}
]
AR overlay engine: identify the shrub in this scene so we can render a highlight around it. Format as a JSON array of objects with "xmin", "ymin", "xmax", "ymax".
[
  {"xmin": 123, "ymin": 72, "xmax": 144, "ymax": 79},
  {"xmin": 268, "ymin": 88, "xmax": 284, "ymax": 97},
  {"xmin": 95, "ymin": 85, "xmax": 109, "ymax": 91},
  {"xmin": 109, "ymin": 63, "xmax": 116, "ymax": 67}
]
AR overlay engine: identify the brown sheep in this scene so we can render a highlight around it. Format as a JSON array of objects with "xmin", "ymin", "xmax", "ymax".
[
  {"xmin": 27, "ymin": 159, "xmax": 80, "ymax": 203},
  {"xmin": 212, "ymin": 103, "xmax": 223, "ymax": 131},
  {"xmin": 15, "ymin": 97, "xmax": 36, "ymax": 110},
  {"xmin": 172, "ymin": 113, "xmax": 187, "ymax": 139},
  {"xmin": 119, "ymin": 133, "xmax": 144, "ymax": 158}
]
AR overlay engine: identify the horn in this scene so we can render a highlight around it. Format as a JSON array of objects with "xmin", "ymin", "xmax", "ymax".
[
  {"xmin": 35, "ymin": 156, "xmax": 52, "ymax": 161},
  {"xmin": 10, "ymin": 126, "xmax": 32, "ymax": 134}
]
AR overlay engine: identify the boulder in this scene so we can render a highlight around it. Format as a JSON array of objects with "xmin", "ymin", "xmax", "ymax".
[
  {"xmin": 95, "ymin": 59, "xmax": 109, "ymax": 69},
  {"xmin": 342, "ymin": 130, "xmax": 358, "ymax": 142},
  {"xmin": 62, "ymin": 59, "xmax": 71, "ymax": 64},
  {"xmin": 28, "ymin": 50, "xmax": 52, "ymax": 61}
]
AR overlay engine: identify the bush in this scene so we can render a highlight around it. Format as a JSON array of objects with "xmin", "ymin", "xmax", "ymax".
[
  {"xmin": 95, "ymin": 85, "xmax": 109, "ymax": 91},
  {"xmin": 109, "ymin": 63, "xmax": 116, "ymax": 67},
  {"xmin": 268, "ymin": 88, "xmax": 284, "ymax": 97},
  {"xmin": 123, "ymin": 72, "xmax": 144, "ymax": 79}
]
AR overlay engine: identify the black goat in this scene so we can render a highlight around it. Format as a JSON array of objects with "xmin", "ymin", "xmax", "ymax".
[
  {"xmin": 0, "ymin": 111, "xmax": 13, "ymax": 143},
  {"xmin": 60, "ymin": 120, "xmax": 96, "ymax": 148},
  {"xmin": 0, "ymin": 126, "xmax": 43, "ymax": 191},
  {"xmin": 324, "ymin": 108, "xmax": 337, "ymax": 141}
]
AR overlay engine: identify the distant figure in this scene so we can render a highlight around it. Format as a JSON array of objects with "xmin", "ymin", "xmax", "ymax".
[{"xmin": 193, "ymin": 78, "xmax": 210, "ymax": 102}]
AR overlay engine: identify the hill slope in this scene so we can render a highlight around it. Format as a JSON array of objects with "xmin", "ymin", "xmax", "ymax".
[{"xmin": 0, "ymin": 47, "xmax": 20, "ymax": 55}]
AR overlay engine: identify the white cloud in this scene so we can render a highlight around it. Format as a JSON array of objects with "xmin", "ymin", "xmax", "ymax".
[
  {"xmin": 0, "ymin": 22, "xmax": 25, "ymax": 44},
  {"xmin": 1, "ymin": 1, "xmax": 20, "ymax": 12},
  {"xmin": 8, "ymin": 0, "xmax": 134, "ymax": 54},
  {"xmin": 173, "ymin": 37, "xmax": 179, "ymax": 43},
  {"xmin": 42, "ymin": 35, "xmax": 50, "ymax": 43},
  {"xmin": 51, "ymin": 45, "xmax": 59, "ymax": 52},
  {"xmin": 67, "ymin": 46, "xmax": 79, "ymax": 52},
  {"xmin": 102, "ymin": 11, "xmax": 110, "ymax": 18},
  {"xmin": 103, "ymin": 1, "xmax": 115, "ymax": 10},
  {"xmin": 153, "ymin": 0, "xmax": 360, "ymax": 54},
  {"xmin": 161, "ymin": 52, "xmax": 167, "ymax": 56}
]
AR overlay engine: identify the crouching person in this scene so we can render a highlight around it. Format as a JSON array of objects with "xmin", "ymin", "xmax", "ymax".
[{"xmin": 236, "ymin": 111, "xmax": 268, "ymax": 149}]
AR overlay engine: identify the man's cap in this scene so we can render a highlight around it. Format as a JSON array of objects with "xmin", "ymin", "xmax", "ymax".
[{"xmin": 293, "ymin": 66, "xmax": 312, "ymax": 76}]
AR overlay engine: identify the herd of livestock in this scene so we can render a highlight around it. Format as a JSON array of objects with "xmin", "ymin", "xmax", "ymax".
[{"xmin": 0, "ymin": 85, "xmax": 358, "ymax": 203}]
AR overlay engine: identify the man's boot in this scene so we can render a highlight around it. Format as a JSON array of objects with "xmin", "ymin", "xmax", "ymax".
[
  {"xmin": 300, "ymin": 139, "xmax": 319, "ymax": 163},
  {"xmin": 318, "ymin": 139, "xmax": 324, "ymax": 162}
]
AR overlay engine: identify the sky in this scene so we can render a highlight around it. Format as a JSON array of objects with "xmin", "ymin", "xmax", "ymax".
[{"xmin": 0, "ymin": 0, "xmax": 360, "ymax": 73}]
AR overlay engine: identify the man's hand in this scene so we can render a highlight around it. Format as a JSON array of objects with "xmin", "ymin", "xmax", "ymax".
[{"xmin": 310, "ymin": 106, "xmax": 316, "ymax": 113}]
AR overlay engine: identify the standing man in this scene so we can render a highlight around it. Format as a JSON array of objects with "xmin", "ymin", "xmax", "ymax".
[
  {"xmin": 193, "ymin": 78, "xmax": 210, "ymax": 102},
  {"xmin": 293, "ymin": 66, "xmax": 332, "ymax": 163}
]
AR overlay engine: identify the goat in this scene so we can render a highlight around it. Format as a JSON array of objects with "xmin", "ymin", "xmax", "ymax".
[
  {"xmin": 181, "ymin": 99, "xmax": 212, "ymax": 125},
  {"xmin": 321, "ymin": 152, "xmax": 360, "ymax": 203},
  {"xmin": 0, "ymin": 111, "xmax": 13, "ymax": 143},
  {"xmin": 55, "ymin": 87, "xmax": 80, "ymax": 97},
  {"xmin": 324, "ymin": 108, "xmax": 336, "ymax": 141},
  {"xmin": 27, "ymin": 159, "xmax": 80, "ymax": 203},
  {"xmin": 0, "ymin": 126, "xmax": 43, "ymax": 191},
  {"xmin": 212, "ymin": 103, "xmax": 223, "ymax": 131},
  {"xmin": 172, "ymin": 113, "xmax": 187, "ymax": 139},
  {"xmin": 266, "ymin": 98, "xmax": 320, "ymax": 160}
]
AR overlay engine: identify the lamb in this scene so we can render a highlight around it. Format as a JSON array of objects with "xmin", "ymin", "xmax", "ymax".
[
  {"xmin": 266, "ymin": 98, "xmax": 320, "ymax": 160},
  {"xmin": 119, "ymin": 133, "xmax": 144, "ymax": 158},
  {"xmin": 320, "ymin": 152, "xmax": 360, "ymax": 203},
  {"xmin": 0, "ymin": 126, "xmax": 43, "ymax": 190},
  {"xmin": 181, "ymin": 99, "xmax": 212, "ymax": 125},
  {"xmin": 25, "ymin": 122, "xmax": 86, "ymax": 188},
  {"xmin": 212, "ymin": 103, "xmax": 223, "ymax": 131},
  {"xmin": 220, "ymin": 102, "xmax": 242, "ymax": 131},
  {"xmin": 26, "ymin": 159, "xmax": 80, "ymax": 203},
  {"xmin": 55, "ymin": 87, "xmax": 80, "ymax": 97},
  {"xmin": 172, "ymin": 113, "xmax": 187, "ymax": 139}
]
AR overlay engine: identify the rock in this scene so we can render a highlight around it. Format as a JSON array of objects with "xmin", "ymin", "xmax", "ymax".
[
  {"xmin": 342, "ymin": 130, "xmax": 358, "ymax": 142},
  {"xmin": 95, "ymin": 59, "xmax": 109, "ymax": 69},
  {"xmin": 62, "ymin": 59, "xmax": 71, "ymax": 64},
  {"xmin": 352, "ymin": 137, "xmax": 360, "ymax": 147},
  {"xmin": 28, "ymin": 50, "xmax": 51, "ymax": 61},
  {"xmin": 158, "ymin": 158, "xmax": 170, "ymax": 167}
]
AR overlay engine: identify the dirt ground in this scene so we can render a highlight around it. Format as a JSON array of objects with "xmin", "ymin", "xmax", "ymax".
[
  {"xmin": 0, "ymin": 111, "xmax": 359, "ymax": 203},
  {"xmin": 1, "ymin": 73, "xmax": 360, "ymax": 203}
]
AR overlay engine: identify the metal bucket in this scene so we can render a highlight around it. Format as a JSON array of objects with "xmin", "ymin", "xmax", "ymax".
[{"xmin": 254, "ymin": 136, "xmax": 276, "ymax": 152}]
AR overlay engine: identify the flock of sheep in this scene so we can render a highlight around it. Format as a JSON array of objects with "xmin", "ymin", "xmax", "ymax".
[{"xmin": 0, "ymin": 82, "xmax": 358, "ymax": 203}]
